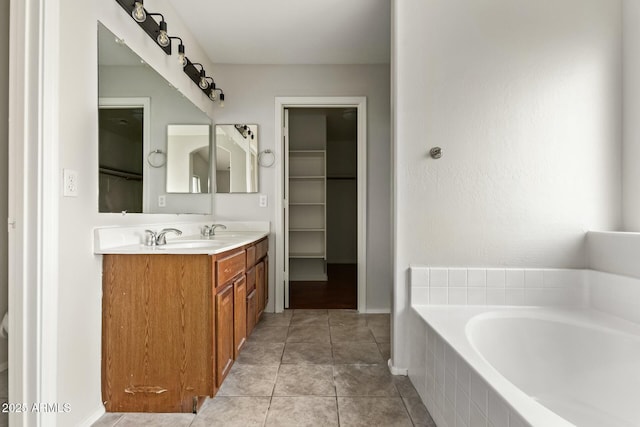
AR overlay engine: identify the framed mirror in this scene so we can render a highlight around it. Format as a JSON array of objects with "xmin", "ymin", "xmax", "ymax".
[
  {"xmin": 215, "ymin": 124, "xmax": 258, "ymax": 193},
  {"xmin": 166, "ymin": 125, "xmax": 211, "ymax": 193},
  {"xmin": 98, "ymin": 22, "xmax": 213, "ymax": 214}
]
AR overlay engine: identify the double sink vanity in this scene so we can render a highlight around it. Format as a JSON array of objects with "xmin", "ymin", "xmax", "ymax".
[{"xmin": 95, "ymin": 222, "xmax": 269, "ymax": 413}]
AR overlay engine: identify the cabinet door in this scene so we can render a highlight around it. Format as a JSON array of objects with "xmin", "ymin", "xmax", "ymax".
[
  {"xmin": 246, "ymin": 289, "xmax": 257, "ymax": 337},
  {"xmin": 215, "ymin": 283, "xmax": 234, "ymax": 388},
  {"xmin": 264, "ymin": 256, "xmax": 269, "ymax": 308},
  {"xmin": 256, "ymin": 261, "xmax": 265, "ymax": 321},
  {"xmin": 233, "ymin": 275, "xmax": 247, "ymax": 358}
]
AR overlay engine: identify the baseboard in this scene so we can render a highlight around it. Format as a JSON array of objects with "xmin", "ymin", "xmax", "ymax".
[
  {"xmin": 78, "ymin": 406, "xmax": 105, "ymax": 427},
  {"xmin": 0, "ymin": 361, "xmax": 7, "ymax": 372},
  {"xmin": 388, "ymin": 359, "xmax": 408, "ymax": 376},
  {"xmin": 365, "ymin": 308, "xmax": 391, "ymax": 314}
]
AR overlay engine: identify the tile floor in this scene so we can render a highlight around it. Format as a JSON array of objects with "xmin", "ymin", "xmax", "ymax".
[{"xmin": 93, "ymin": 310, "xmax": 436, "ymax": 427}]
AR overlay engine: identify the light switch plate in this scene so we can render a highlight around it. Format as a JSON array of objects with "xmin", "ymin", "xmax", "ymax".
[
  {"xmin": 259, "ymin": 194, "xmax": 268, "ymax": 207},
  {"xmin": 63, "ymin": 169, "xmax": 78, "ymax": 197},
  {"xmin": 158, "ymin": 195, "xmax": 166, "ymax": 207}
]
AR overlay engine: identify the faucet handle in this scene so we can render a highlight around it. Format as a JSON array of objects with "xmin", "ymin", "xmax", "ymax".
[
  {"xmin": 144, "ymin": 230, "xmax": 157, "ymax": 246},
  {"xmin": 201, "ymin": 225, "xmax": 211, "ymax": 237}
]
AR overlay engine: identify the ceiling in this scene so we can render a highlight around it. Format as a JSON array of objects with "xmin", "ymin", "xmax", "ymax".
[{"xmin": 166, "ymin": 0, "xmax": 390, "ymax": 65}]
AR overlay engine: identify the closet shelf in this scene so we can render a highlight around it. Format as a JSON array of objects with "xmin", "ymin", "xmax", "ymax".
[
  {"xmin": 289, "ymin": 252, "xmax": 326, "ymax": 259},
  {"xmin": 289, "ymin": 176, "xmax": 325, "ymax": 180}
]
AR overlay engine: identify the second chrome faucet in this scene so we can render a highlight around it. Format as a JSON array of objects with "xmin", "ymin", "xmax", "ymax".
[
  {"xmin": 201, "ymin": 224, "xmax": 227, "ymax": 237},
  {"xmin": 145, "ymin": 228, "xmax": 182, "ymax": 246}
]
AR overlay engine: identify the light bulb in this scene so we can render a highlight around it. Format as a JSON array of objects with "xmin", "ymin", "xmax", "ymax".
[
  {"xmin": 219, "ymin": 93, "xmax": 225, "ymax": 108},
  {"xmin": 199, "ymin": 77, "xmax": 209, "ymax": 90},
  {"xmin": 208, "ymin": 90, "xmax": 217, "ymax": 101},
  {"xmin": 157, "ymin": 30, "xmax": 169, "ymax": 47},
  {"xmin": 132, "ymin": 2, "xmax": 146, "ymax": 23},
  {"xmin": 178, "ymin": 44, "xmax": 186, "ymax": 66},
  {"xmin": 157, "ymin": 21, "xmax": 169, "ymax": 47}
]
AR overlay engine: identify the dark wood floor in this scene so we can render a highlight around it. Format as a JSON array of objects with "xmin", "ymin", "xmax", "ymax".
[{"xmin": 289, "ymin": 264, "xmax": 357, "ymax": 309}]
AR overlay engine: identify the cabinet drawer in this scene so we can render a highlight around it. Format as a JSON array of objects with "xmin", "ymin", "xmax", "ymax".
[
  {"xmin": 216, "ymin": 250, "xmax": 246, "ymax": 286},
  {"xmin": 246, "ymin": 245, "xmax": 256, "ymax": 268},
  {"xmin": 256, "ymin": 239, "xmax": 268, "ymax": 260}
]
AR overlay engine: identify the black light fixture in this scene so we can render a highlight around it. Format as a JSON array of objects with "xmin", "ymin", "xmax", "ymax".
[
  {"xmin": 115, "ymin": 0, "xmax": 171, "ymax": 54},
  {"xmin": 115, "ymin": 0, "xmax": 226, "ymax": 106},
  {"xmin": 170, "ymin": 36, "xmax": 186, "ymax": 66},
  {"xmin": 234, "ymin": 124, "xmax": 254, "ymax": 139}
]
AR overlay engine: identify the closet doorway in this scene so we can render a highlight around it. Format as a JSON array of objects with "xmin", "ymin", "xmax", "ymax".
[{"xmin": 275, "ymin": 97, "xmax": 367, "ymax": 312}]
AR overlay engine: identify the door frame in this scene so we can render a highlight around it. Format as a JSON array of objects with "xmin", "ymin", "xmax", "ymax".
[
  {"xmin": 98, "ymin": 97, "xmax": 151, "ymax": 211},
  {"xmin": 274, "ymin": 96, "xmax": 367, "ymax": 313}
]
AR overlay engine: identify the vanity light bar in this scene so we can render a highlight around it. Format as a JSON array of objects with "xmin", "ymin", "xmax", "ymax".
[
  {"xmin": 115, "ymin": 0, "xmax": 226, "ymax": 106},
  {"xmin": 115, "ymin": 0, "xmax": 171, "ymax": 54}
]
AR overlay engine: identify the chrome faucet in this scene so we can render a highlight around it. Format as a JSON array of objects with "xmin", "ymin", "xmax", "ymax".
[
  {"xmin": 201, "ymin": 224, "xmax": 227, "ymax": 237},
  {"xmin": 144, "ymin": 228, "xmax": 182, "ymax": 246}
]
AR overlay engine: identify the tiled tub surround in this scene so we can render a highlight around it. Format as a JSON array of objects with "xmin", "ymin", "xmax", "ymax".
[{"xmin": 408, "ymin": 266, "xmax": 640, "ymax": 427}]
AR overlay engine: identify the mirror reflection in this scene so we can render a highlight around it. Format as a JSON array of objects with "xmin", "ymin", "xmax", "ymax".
[
  {"xmin": 166, "ymin": 125, "xmax": 211, "ymax": 193},
  {"xmin": 215, "ymin": 124, "xmax": 258, "ymax": 193},
  {"xmin": 98, "ymin": 22, "xmax": 213, "ymax": 214}
]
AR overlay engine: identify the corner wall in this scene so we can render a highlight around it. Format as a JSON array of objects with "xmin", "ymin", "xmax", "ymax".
[
  {"xmin": 393, "ymin": 0, "xmax": 622, "ymax": 369},
  {"xmin": 0, "ymin": 0, "xmax": 9, "ymax": 371},
  {"xmin": 623, "ymin": 0, "xmax": 640, "ymax": 230},
  {"xmin": 211, "ymin": 64, "xmax": 392, "ymax": 312}
]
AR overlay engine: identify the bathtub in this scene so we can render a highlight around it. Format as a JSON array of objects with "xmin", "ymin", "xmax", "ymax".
[{"xmin": 412, "ymin": 305, "xmax": 640, "ymax": 427}]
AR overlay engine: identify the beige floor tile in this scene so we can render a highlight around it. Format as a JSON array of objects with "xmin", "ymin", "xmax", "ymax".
[
  {"xmin": 218, "ymin": 364, "xmax": 279, "ymax": 396},
  {"xmin": 393, "ymin": 375, "xmax": 421, "ymax": 399},
  {"xmin": 402, "ymin": 397, "xmax": 437, "ymax": 427},
  {"xmin": 377, "ymin": 342, "xmax": 391, "ymax": 361},
  {"xmin": 368, "ymin": 323, "xmax": 390, "ymax": 343},
  {"xmin": 259, "ymin": 313, "xmax": 292, "ymax": 326},
  {"xmin": 332, "ymin": 342, "xmax": 384, "ymax": 364},
  {"xmin": 282, "ymin": 342, "xmax": 334, "ymax": 364},
  {"xmin": 286, "ymin": 324, "xmax": 330, "ymax": 343},
  {"xmin": 112, "ymin": 413, "xmax": 194, "ymax": 427},
  {"xmin": 249, "ymin": 325, "xmax": 289, "ymax": 342},
  {"xmin": 328, "ymin": 311, "xmax": 367, "ymax": 327},
  {"xmin": 337, "ymin": 397, "xmax": 413, "ymax": 427},
  {"xmin": 265, "ymin": 397, "xmax": 339, "ymax": 427},
  {"xmin": 274, "ymin": 364, "xmax": 336, "ymax": 396},
  {"xmin": 91, "ymin": 413, "xmax": 123, "ymax": 427},
  {"xmin": 333, "ymin": 364, "xmax": 399, "ymax": 397},
  {"xmin": 330, "ymin": 325, "xmax": 375, "ymax": 343},
  {"xmin": 235, "ymin": 342, "xmax": 284, "ymax": 365},
  {"xmin": 191, "ymin": 397, "xmax": 270, "ymax": 427}
]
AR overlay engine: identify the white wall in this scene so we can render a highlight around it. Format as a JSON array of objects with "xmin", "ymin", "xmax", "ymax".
[
  {"xmin": 393, "ymin": 0, "xmax": 622, "ymax": 369},
  {"xmin": 211, "ymin": 64, "xmax": 392, "ymax": 312},
  {"xmin": 54, "ymin": 1, "xmax": 218, "ymax": 424},
  {"xmin": 0, "ymin": 0, "xmax": 9, "ymax": 370},
  {"xmin": 623, "ymin": 0, "xmax": 640, "ymax": 231}
]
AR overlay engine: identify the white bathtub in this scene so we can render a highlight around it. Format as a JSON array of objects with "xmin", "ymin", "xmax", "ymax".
[{"xmin": 413, "ymin": 306, "xmax": 640, "ymax": 427}]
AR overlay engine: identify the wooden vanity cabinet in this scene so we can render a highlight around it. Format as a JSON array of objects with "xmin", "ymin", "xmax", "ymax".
[
  {"xmin": 102, "ymin": 255, "xmax": 214, "ymax": 413},
  {"xmin": 101, "ymin": 237, "xmax": 268, "ymax": 413}
]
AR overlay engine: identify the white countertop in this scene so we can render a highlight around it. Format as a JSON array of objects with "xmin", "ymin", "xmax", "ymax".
[
  {"xmin": 95, "ymin": 231, "xmax": 269, "ymax": 255},
  {"xmin": 93, "ymin": 221, "xmax": 270, "ymax": 255}
]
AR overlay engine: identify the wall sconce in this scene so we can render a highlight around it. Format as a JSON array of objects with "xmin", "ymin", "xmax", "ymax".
[
  {"xmin": 234, "ymin": 125, "xmax": 254, "ymax": 139},
  {"xmin": 115, "ymin": 0, "xmax": 226, "ymax": 106},
  {"xmin": 115, "ymin": 0, "xmax": 171, "ymax": 54}
]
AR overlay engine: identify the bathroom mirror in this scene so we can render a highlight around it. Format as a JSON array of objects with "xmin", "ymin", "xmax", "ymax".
[
  {"xmin": 215, "ymin": 124, "xmax": 258, "ymax": 193},
  {"xmin": 166, "ymin": 125, "xmax": 211, "ymax": 193},
  {"xmin": 97, "ymin": 23, "xmax": 213, "ymax": 214}
]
